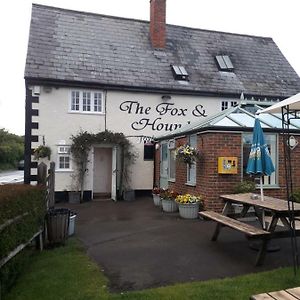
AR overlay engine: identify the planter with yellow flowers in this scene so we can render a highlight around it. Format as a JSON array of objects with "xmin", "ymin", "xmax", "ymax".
[{"xmin": 175, "ymin": 194, "xmax": 203, "ymax": 219}]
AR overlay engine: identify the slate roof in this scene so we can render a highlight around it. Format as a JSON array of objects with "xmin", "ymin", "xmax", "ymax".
[{"xmin": 25, "ymin": 4, "xmax": 300, "ymax": 98}]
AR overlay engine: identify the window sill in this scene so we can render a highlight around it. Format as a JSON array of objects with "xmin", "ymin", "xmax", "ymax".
[
  {"xmin": 168, "ymin": 179, "xmax": 175, "ymax": 183},
  {"xmin": 55, "ymin": 169, "xmax": 73, "ymax": 173},
  {"xmin": 185, "ymin": 182, "xmax": 196, "ymax": 187},
  {"xmin": 256, "ymin": 185, "xmax": 280, "ymax": 190},
  {"xmin": 68, "ymin": 111, "xmax": 105, "ymax": 115}
]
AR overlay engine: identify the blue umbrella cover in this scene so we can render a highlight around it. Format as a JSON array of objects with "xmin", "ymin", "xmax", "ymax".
[{"xmin": 246, "ymin": 118, "xmax": 275, "ymax": 176}]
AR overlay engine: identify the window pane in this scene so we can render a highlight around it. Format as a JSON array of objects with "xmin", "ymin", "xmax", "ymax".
[
  {"xmin": 83, "ymin": 92, "xmax": 91, "ymax": 111},
  {"xmin": 59, "ymin": 155, "xmax": 70, "ymax": 169},
  {"xmin": 71, "ymin": 91, "xmax": 80, "ymax": 111},
  {"xmin": 94, "ymin": 92, "xmax": 102, "ymax": 112},
  {"xmin": 216, "ymin": 55, "xmax": 227, "ymax": 70}
]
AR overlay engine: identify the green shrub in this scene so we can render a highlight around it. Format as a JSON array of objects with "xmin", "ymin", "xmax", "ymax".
[
  {"xmin": 234, "ymin": 180, "xmax": 256, "ymax": 194},
  {"xmin": 0, "ymin": 184, "xmax": 46, "ymax": 296},
  {"xmin": 291, "ymin": 189, "xmax": 300, "ymax": 203}
]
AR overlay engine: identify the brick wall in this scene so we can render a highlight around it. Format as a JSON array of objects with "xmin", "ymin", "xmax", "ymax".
[
  {"xmin": 150, "ymin": 0, "xmax": 166, "ymax": 48},
  {"xmin": 155, "ymin": 132, "xmax": 300, "ymax": 212}
]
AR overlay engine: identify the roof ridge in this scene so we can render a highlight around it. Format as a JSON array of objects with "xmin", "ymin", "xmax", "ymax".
[{"xmin": 31, "ymin": 3, "xmax": 273, "ymax": 41}]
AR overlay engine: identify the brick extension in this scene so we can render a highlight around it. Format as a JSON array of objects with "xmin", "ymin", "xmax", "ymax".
[{"xmin": 155, "ymin": 132, "xmax": 300, "ymax": 212}]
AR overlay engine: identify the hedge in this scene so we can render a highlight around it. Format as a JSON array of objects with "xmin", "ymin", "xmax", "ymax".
[{"xmin": 0, "ymin": 184, "xmax": 47, "ymax": 296}]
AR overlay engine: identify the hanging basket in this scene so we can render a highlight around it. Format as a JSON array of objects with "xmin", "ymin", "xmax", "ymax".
[{"xmin": 175, "ymin": 144, "xmax": 199, "ymax": 165}]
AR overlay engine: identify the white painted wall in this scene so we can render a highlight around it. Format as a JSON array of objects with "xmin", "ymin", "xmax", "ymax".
[{"xmin": 33, "ymin": 86, "xmax": 236, "ymax": 191}]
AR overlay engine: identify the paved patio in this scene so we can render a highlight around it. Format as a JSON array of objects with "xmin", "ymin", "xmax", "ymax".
[{"xmin": 63, "ymin": 197, "xmax": 295, "ymax": 292}]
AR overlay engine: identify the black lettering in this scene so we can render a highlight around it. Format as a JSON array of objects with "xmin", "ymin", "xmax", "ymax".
[
  {"xmin": 119, "ymin": 101, "xmax": 138, "ymax": 114},
  {"xmin": 192, "ymin": 104, "xmax": 208, "ymax": 117}
]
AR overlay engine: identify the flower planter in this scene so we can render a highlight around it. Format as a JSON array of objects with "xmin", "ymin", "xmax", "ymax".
[
  {"xmin": 178, "ymin": 203, "xmax": 200, "ymax": 219},
  {"xmin": 162, "ymin": 199, "xmax": 178, "ymax": 212},
  {"xmin": 152, "ymin": 194, "xmax": 161, "ymax": 206}
]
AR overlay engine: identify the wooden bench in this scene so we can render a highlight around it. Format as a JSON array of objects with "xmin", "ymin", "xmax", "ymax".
[
  {"xmin": 250, "ymin": 287, "xmax": 300, "ymax": 299},
  {"xmin": 200, "ymin": 211, "xmax": 271, "ymax": 265},
  {"xmin": 199, "ymin": 211, "xmax": 270, "ymax": 240}
]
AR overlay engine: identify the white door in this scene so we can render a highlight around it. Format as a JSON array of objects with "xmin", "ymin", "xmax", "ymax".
[
  {"xmin": 93, "ymin": 147, "xmax": 112, "ymax": 196},
  {"xmin": 111, "ymin": 146, "xmax": 117, "ymax": 201}
]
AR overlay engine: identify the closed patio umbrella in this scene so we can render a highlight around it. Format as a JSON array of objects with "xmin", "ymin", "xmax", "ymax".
[{"xmin": 246, "ymin": 117, "xmax": 275, "ymax": 229}]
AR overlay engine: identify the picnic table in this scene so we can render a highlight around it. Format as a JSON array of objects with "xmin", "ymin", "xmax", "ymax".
[
  {"xmin": 199, "ymin": 193, "xmax": 300, "ymax": 266},
  {"xmin": 250, "ymin": 287, "xmax": 300, "ymax": 299}
]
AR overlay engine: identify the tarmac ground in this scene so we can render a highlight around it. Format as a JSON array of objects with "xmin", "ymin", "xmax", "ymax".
[{"xmin": 62, "ymin": 197, "xmax": 296, "ymax": 292}]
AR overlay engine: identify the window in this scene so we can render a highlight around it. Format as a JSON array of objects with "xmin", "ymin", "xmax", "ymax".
[
  {"xmin": 215, "ymin": 55, "xmax": 234, "ymax": 71},
  {"xmin": 57, "ymin": 145, "xmax": 71, "ymax": 170},
  {"xmin": 70, "ymin": 90, "xmax": 104, "ymax": 114},
  {"xmin": 242, "ymin": 133, "xmax": 277, "ymax": 186},
  {"xmin": 71, "ymin": 91, "xmax": 80, "ymax": 111},
  {"xmin": 187, "ymin": 135, "xmax": 197, "ymax": 185},
  {"xmin": 221, "ymin": 101, "xmax": 238, "ymax": 111},
  {"xmin": 221, "ymin": 101, "xmax": 229, "ymax": 111},
  {"xmin": 59, "ymin": 156, "xmax": 70, "ymax": 169},
  {"xmin": 144, "ymin": 142, "xmax": 154, "ymax": 160},
  {"xmin": 94, "ymin": 92, "xmax": 102, "ymax": 112},
  {"xmin": 82, "ymin": 92, "xmax": 91, "ymax": 111},
  {"xmin": 171, "ymin": 65, "xmax": 189, "ymax": 81}
]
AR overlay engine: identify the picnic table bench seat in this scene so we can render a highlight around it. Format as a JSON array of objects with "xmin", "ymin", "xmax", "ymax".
[
  {"xmin": 250, "ymin": 287, "xmax": 300, "ymax": 300},
  {"xmin": 199, "ymin": 211, "xmax": 270, "ymax": 239}
]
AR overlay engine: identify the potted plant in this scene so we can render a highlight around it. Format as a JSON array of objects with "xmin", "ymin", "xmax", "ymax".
[
  {"xmin": 152, "ymin": 187, "xmax": 161, "ymax": 206},
  {"xmin": 33, "ymin": 145, "xmax": 51, "ymax": 160},
  {"xmin": 175, "ymin": 194, "xmax": 203, "ymax": 219},
  {"xmin": 160, "ymin": 189, "xmax": 179, "ymax": 212},
  {"xmin": 175, "ymin": 144, "xmax": 200, "ymax": 165}
]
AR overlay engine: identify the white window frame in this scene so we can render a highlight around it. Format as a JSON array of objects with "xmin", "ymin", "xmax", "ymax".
[
  {"xmin": 56, "ymin": 145, "xmax": 72, "ymax": 171},
  {"xmin": 168, "ymin": 148, "xmax": 176, "ymax": 181},
  {"xmin": 69, "ymin": 90, "xmax": 105, "ymax": 114},
  {"xmin": 186, "ymin": 135, "xmax": 197, "ymax": 185}
]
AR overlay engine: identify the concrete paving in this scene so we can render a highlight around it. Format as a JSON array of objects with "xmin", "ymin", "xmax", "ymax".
[{"xmin": 62, "ymin": 197, "xmax": 296, "ymax": 292}]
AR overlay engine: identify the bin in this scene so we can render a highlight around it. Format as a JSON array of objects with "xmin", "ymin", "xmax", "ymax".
[
  {"xmin": 46, "ymin": 208, "xmax": 70, "ymax": 245},
  {"xmin": 68, "ymin": 211, "xmax": 77, "ymax": 236}
]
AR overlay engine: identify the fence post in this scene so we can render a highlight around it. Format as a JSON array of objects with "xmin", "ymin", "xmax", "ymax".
[{"xmin": 37, "ymin": 162, "xmax": 47, "ymax": 185}]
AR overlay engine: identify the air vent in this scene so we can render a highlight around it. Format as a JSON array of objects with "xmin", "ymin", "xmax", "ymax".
[{"xmin": 171, "ymin": 65, "xmax": 189, "ymax": 81}]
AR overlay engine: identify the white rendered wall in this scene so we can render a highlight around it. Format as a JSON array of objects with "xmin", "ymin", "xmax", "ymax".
[{"xmin": 35, "ymin": 86, "xmax": 235, "ymax": 191}]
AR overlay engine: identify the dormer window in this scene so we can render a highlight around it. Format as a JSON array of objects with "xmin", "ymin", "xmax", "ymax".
[
  {"xmin": 215, "ymin": 55, "xmax": 234, "ymax": 71},
  {"xmin": 171, "ymin": 65, "xmax": 189, "ymax": 81}
]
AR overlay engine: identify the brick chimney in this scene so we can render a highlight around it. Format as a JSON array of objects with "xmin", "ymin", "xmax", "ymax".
[{"xmin": 150, "ymin": 0, "xmax": 166, "ymax": 48}]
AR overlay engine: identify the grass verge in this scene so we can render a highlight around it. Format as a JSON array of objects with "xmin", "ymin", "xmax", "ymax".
[{"xmin": 4, "ymin": 238, "xmax": 300, "ymax": 300}]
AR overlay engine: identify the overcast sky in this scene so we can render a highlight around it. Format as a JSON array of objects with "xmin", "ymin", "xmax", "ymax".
[{"xmin": 0, "ymin": 0, "xmax": 299, "ymax": 135}]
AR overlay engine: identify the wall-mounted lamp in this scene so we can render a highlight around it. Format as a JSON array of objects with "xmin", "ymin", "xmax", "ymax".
[
  {"xmin": 155, "ymin": 143, "xmax": 160, "ymax": 150},
  {"xmin": 161, "ymin": 94, "xmax": 172, "ymax": 101}
]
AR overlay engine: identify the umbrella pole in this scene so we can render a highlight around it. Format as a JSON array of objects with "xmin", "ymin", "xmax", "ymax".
[{"xmin": 260, "ymin": 176, "xmax": 266, "ymax": 229}]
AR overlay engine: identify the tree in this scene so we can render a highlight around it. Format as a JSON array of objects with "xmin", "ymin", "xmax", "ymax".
[{"xmin": 0, "ymin": 128, "xmax": 24, "ymax": 170}]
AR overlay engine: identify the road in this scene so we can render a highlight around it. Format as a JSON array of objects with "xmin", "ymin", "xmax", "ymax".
[{"xmin": 0, "ymin": 170, "xmax": 24, "ymax": 185}]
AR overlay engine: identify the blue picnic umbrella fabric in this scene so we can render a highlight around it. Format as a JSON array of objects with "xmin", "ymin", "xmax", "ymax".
[{"xmin": 246, "ymin": 118, "xmax": 275, "ymax": 176}]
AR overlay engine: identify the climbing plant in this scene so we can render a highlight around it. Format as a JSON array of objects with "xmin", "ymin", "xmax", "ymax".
[{"xmin": 70, "ymin": 130, "xmax": 136, "ymax": 201}]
